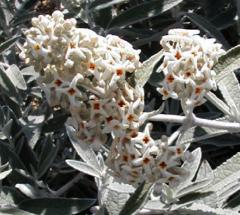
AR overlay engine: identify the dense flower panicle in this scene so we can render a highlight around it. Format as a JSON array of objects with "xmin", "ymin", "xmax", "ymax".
[
  {"xmin": 21, "ymin": 11, "xmax": 190, "ymax": 186},
  {"xmin": 157, "ymin": 29, "xmax": 225, "ymax": 106},
  {"xmin": 21, "ymin": 10, "xmax": 143, "ymax": 144},
  {"xmin": 107, "ymin": 125, "xmax": 189, "ymax": 186}
]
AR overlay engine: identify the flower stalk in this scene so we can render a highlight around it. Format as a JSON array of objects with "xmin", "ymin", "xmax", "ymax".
[{"xmin": 149, "ymin": 114, "xmax": 240, "ymax": 132}]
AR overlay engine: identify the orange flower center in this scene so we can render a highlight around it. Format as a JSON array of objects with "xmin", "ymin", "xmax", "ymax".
[
  {"xmin": 176, "ymin": 148, "xmax": 182, "ymax": 155},
  {"xmin": 68, "ymin": 88, "xmax": 76, "ymax": 96},
  {"xmin": 89, "ymin": 63, "xmax": 96, "ymax": 70},
  {"xmin": 116, "ymin": 68, "xmax": 124, "ymax": 76},
  {"xmin": 166, "ymin": 74, "xmax": 175, "ymax": 83},
  {"xmin": 143, "ymin": 157, "xmax": 150, "ymax": 164},
  {"xmin": 159, "ymin": 161, "xmax": 167, "ymax": 169},
  {"xmin": 175, "ymin": 51, "xmax": 182, "ymax": 60},
  {"xmin": 127, "ymin": 114, "xmax": 135, "ymax": 122},
  {"xmin": 195, "ymin": 86, "xmax": 202, "ymax": 95},
  {"xmin": 34, "ymin": 44, "xmax": 41, "ymax": 51},
  {"xmin": 118, "ymin": 100, "xmax": 126, "ymax": 107},
  {"xmin": 123, "ymin": 155, "xmax": 128, "ymax": 162},
  {"xmin": 54, "ymin": 79, "xmax": 63, "ymax": 87},
  {"xmin": 106, "ymin": 116, "xmax": 113, "ymax": 122},
  {"xmin": 93, "ymin": 103, "xmax": 100, "ymax": 110},
  {"xmin": 142, "ymin": 136, "xmax": 150, "ymax": 144}
]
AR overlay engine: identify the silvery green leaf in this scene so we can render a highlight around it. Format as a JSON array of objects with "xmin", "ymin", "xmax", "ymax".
[
  {"xmin": 66, "ymin": 160, "xmax": 101, "ymax": 178},
  {"xmin": 161, "ymin": 183, "xmax": 174, "ymax": 204},
  {"xmin": 135, "ymin": 50, "xmax": 163, "ymax": 87},
  {"xmin": 96, "ymin": 153, "xmax": 105, "ymax": 171},
  {"xmin": 205, "ymin": 92, "xmax": 231, "ymax": 116},
  {"xmin": 218, "ymin": 72, "xmax": 240, "ymax": 121},
  {"xmin": 0, "ymin": 169, "xmax": 12, "ymax": 180},
  {"xmin": 0, "ymin": 36, "xmax": 20, "ymax": 54},
  {"xmin": 179, "ymin": 126, "xmax": 196, "ymax": 144},
  {"xmin": 215, "ymin": 45, "xmax": 240, "ymax": 82},
  {"xmin": 37, "ymin": 141, "xmax": 59, "ymax": 179},
  {"xmin": 90, "ymin": 0, "xmax": 128, "ymax": 10},
  {"xmin": 0, "ymin": 208, "xmax": 36, "ymax": 215},
  {"xmin": 144, "ymin": 200, "xmax": 166, "ymax": 211},
  {"xmin": 108, "ymin": 0, "xmax": 183, "ymax": 28},
  {"xmin": 224, "ymin": 190, "xmax": 240, "ymax": 210},
  {"xmin": 0, "ymin": 162, "xmax": 9, "ymax": 172},
  {"xmin": 65, "ymin": 124, "xmax": 100, "ymax": 170},
  {"xmin": 15, "ymin": 184, "xmax": 38, "ymax": 198},
  {"xmin": 212, "ymin": 151, "xmax": 240, "ymax": 185},
  {"xmin": 181, "ymin": 148, "xmax": 202, "ymax": 184},
  {"xmin": 184, "ymin": 13, "xmax": 230, "ymax": 49},
  {"xmin": 220, "ymin": 183, "xmax": 240, "ymax": 206},
  {"xmin": 0, "ymin": 141, "xmax": 27, "ymax": 170},
  {"xmin": 108, "ymin": 182, "xmax": 135, "ymax": 193},
  {"xmin": 202, "ymin": 152, "xmax": 240, "ymax": 207},
  {"xmin": 177, "ymin": 203, "xmax": 239, "ymax": 215},
  {"xmin": 0, "ymin": 66, "xmax": 19, "ymax": 103},
  {"xmin": 18, "ymin": 198, "xmax": 95, "ymax": 215},
  {"xmin": 176, "ymin": 179, "xmax": 212, "ymax": 199},
  {"xmin": 2, "ymin": 119, "xmax": 13, "ymax": 139},
  {"xmin": 119, "ymin": 182, "xmax": 153, "ymax": 215},
  {"xmin": 5, "ymin": 65, "xmax": 27, "ymax": 90},
  {"xmin": 196, "ymin": 160, "xmax": 213, "ymax": 181},
  {"xmin": 180, "ymin": 117, "xmax": 230, "ymax": 145},
  {"xmin": 21, "ymin": 66, "xmax": 38, "ymax": 78},
  {"xmin": 104, "ymin": 190, "xmax": 130, "ymax": 215}
]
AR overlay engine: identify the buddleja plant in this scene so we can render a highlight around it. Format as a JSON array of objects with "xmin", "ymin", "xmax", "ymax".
[{"xmin": 15, "ymin": 9, "xmax": 240, "ymax": 215}]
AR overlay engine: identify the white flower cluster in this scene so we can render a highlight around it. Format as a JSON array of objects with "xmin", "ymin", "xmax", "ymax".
[
  {"xmin": 21, "ymin": 10, "xmax": 142, "ymax": 148},
  {"xmin": 107, "ymin": 126, "xmax": 188, "ymax": 185},
  {"xmin": 158, "ymin": 29, "xmax": 225, "ymax": 106},
  {"xmin": 21, "ymin": 11, "xmax": 190, "ymax": 186}
]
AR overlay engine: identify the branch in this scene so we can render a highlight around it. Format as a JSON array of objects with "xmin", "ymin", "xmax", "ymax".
[{"xmin": 149, "ymin": 114, "xmax": 240, "ymax": 132}]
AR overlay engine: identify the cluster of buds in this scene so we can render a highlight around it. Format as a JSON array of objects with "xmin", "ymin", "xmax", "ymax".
[
  {"xmin": 21, "ymin": 11, "xmax": 190, "ymax": 186},
  {"xmin": 158, "ymin": 29, "xmax": 225, "ymax": 107}
]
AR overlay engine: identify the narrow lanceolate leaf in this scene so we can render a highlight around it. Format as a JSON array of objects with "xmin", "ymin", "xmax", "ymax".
[
  {"xmin": 0, "ymin": 208, "xmax": 37, "ymax": 215},
  {"xmin": 205, "ymin": 92, "xmax": 231, "ymax": 116},
  {"xmin": 218, "ymin": 72, "xmax": 240, "ymax": 121},
  {"xmin": 178, "ymin": 203, "xmax": 239, "ymax": 215},
  {"xmin": 0, "ymin": 162, "xmax": 9, "ymax": 172},
  {"xmin": 5, "ymin": 65, "xmax": 27, "ymax": 90},
  {"xmin": 19, "ymin": 198, "xmax": 95, "ymax": 215},
  {"xmin": 0, "ymin": 66, "xmax": 19, "ymax": 103},
  {"xmin": 181, "ymin": 148, "xmax": 202, "ymax": 185},
  {"xmin": 203, "ymin": 152, "xmax": 240, "ymax": 207},
  {"xmin": 119, "ymin": 182, "xmax": 153, "ymax": 215},
  {"xmin": 212, "ymin": 152, "xmax": 240, "ymax": 185},
  {"xmin": 65, "ymin": 124, "xmax": 100, "ymax": 170},
  {"xmin": 184, "ymin": 13, "xmax": 230, "ymax": 49},
  {"xmin": 66, "ymin": 160, "xmax": 101, "ymax": 178},
  {"xmin": 176, "ymin": 179, "xmax": 212, "ymax": 199},
  {"xmin": 0, "ymin": 169, "xmax": 12, "ymax": 180},
  {"xmin": 89, "ymin": 0, "xmax": 128, "ymax": 10},
  {"xmin": 104, "ymin": 190, "xmax": 130, "ymax": 215},
  {"xmin": 224, "ymin": 190, "xmax": 240, "ymax": 210},
  {"xmin": 0, "ymin": 36, "xmax": 20, "ymax": 54},
  {"xmin": 135, "ymin": 50, "xmax": 163, "ymax": 87},
  {"xmin": 108, "ymin": 0, "xmax": 183, "ymax": 29},
  {"xmin": 196, "ymin": 160, "xmax": 213, "ymax": 181},
  {"xmin": 37, "ymin": 142, "xmax": 59, "ymax": 179},
  {"xmin": 215, "ymin": 45, "xmax": 240, "ymax": 82},
  {"xmin": 180, "ymin": 117, "xmax": 230, "ymax": 145}
]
